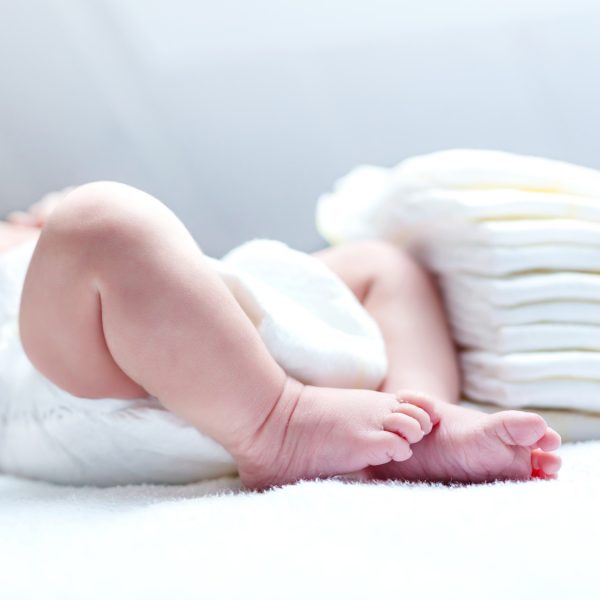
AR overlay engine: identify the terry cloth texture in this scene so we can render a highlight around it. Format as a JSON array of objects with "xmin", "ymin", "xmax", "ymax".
[{"xmin": 0, "ymin": 441, "xmax": 597, "ymax": 600}]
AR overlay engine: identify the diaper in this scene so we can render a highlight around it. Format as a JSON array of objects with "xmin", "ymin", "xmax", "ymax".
[
  {"xmin": 316, "ymin": 151, "xmax": 600, "ymax": 245},
  {"xmin": 420, "ymin": 242, "xmax": 600, "ymax": 276},
  {"xmin": 0, "ymin": 238, "xmax": 387, "ymax": 486},
  {"xmin": 453, "ymin": 323, "xmax": 600, "ymax": 354},
  {"xmin": 447, "ymin": 300, "xmax": 600, "ymax": 329},
  {"xmin": 462, "ymin": 372, "xmax": 600, "ymax": 411},
  {"xmin": 387, "ymin": 148, "xmax": 600, "ymax": 197},
  {"xmin": 442, "ymin": 271, "xmax": 600, "ymax": 306},
  {"xmin": 461, "ymin": 350, "xmax": 600, "ymax": 382},
  {"xmin": 441, "ymin": 269, "xmax": 600, "ymax": 352}
]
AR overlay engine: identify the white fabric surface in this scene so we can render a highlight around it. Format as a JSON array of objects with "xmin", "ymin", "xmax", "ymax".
[
  {"xmin": 461, "ymin": 350, "xmax": 600, "ymax": 381},
  {"xmin": 393, "ymin": 188, "xmax": 600, "ymax": 225},
  {"xmin": 316, "ymin": 151, "xmax": 600, "ymax": 245},
  {"xmin": 446, "ymin": 299, "xmax": 600, "ymax": 328},
  {"xmin": 453, "ymin": 323, "xmax": 600, "ymax": 353},
  {"xmin": 441, "ymin": 270, "xmax": 600, "ymax": 307},
  {"xmin": 0, "ymin": 237, "xmax": 387, "ymax": 486},
  {"xmin": 460, "ymin": 352, "xmax": 600, "ymax": 413},
  {"xmin": 0, "ymin": 441, "xmax": 597, "ymax": 600},
  {"xmin": 421, "ymin": 242, "xmax": 600, "ymax": 276},
  {"xmin": 423, "ymin": 218, "xmax": 600, "ymax": 247},
  {"xmin": 388, "ymin": 148, "xmax": 600, "ymax": 196},
  {"xmin": 462, "ymin": 375, "xmax": 600, "ymax": 412}
]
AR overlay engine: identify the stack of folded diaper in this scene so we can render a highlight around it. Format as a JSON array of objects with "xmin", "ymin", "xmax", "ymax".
[{"xmin": 317, "ymin": 149, "xmax": 600, "ymax": 439}]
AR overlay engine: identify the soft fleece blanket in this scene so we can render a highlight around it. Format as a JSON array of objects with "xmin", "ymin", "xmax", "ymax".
[{"xmin": 1, "ymin": 442, "xmax": 597, "ymax": 600}]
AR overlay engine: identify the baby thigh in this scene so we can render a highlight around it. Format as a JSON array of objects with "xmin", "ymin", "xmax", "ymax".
[{"xmin": 19, "ymin": 183, "xmax": 163, "ymax": 399}]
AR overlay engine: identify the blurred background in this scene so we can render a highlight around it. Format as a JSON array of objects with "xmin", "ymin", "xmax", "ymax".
[{"xmin": 0, "ymin": 0, "xmax": 599, "ymax": 256}]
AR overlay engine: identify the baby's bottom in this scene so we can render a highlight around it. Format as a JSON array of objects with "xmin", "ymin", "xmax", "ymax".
[{"xmin": 19, "ymin": 182, "xmax": 562, "ymax": 487}]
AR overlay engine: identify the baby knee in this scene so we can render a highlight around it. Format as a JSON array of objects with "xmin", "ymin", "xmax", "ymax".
[{"xmin": 41, "ymin": 181, "xmax": 165, "ymax": 253}]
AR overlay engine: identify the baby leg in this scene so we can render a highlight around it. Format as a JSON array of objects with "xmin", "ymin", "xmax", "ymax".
[
  {"xmin": 19, "ymin": 182, "xmax": 435, "ymax": 488},
  {"xmin": 315, "ymin": 240, "xmax": 460, "ymax": 399}
]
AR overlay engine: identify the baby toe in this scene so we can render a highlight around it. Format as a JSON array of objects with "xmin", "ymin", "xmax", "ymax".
[
  {"xmin": 531, "ymin": 449, "xmax": 562, "ymax": 478},
  {"xmin": 368, "ymin": 432, "xmax": 412, "ymax": 465},
  {"xmin": 489, "ymin": 411, "xmax": 547, "ymax": 447},
  {"xmin": 533, "ymin": 428, "xmax": 562, "ymax": 452},
  {"xmin": 383, "ymin": 412, "xmax": 424, "ymax": 444},
  {"xmin": 392, "ymin": 403, "xmax": 433, "ymax": 434},
  {"xmin": 396, "ymin": 390, "xmax": 441, "ymax": 426}
]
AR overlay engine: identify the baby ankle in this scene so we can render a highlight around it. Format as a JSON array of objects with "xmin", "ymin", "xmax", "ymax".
[{"xmin": 231, "ymin": 375, "xmax": 305, "ymax": 478}]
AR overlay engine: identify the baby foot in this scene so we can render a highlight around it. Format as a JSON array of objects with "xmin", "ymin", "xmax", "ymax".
[
  {"xmin": 369, "ymin": 401, "xmax": 561, "ymax": 483},
  {"xmin": 234, "ymin": 377, "xmax": 440, "ymax": 489}
]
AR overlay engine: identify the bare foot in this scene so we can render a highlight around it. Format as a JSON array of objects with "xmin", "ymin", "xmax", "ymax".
[
  {"xmin": 234, "ymin": 377, "xmax": 440, "ymax": 489},
  {"xmin": 369, "ymin": 401, "xmax": 561, "ymax": 483}
]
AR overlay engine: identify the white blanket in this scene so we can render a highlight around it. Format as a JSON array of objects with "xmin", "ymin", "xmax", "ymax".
[{"xmin": 1, "ymin": 441, "xmax": 597, "ymax": 600}]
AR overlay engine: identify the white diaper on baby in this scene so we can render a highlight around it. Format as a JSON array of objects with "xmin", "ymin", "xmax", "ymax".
[{"xmin": 0, "ymin": 238, "xmax": 387, "ymax": 486}]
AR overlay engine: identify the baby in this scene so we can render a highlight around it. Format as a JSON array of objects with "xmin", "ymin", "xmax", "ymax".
[{"xmin": 2, "ymin": 182, "xmax": 561, "ymax": 488}]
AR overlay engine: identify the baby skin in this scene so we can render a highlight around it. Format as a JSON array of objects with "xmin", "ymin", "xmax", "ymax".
[{"xmin": 8, "ymin": 182, "xmax": 561, "ymax": 488}]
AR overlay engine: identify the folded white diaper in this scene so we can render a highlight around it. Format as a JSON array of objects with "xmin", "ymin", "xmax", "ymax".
[
  {"xmin": 316, "ymin": 148, "xmax": 600, "ymax": 432},
  {"xmin": 442, "ymin": 271, "xmax": 600, "ymax": 307},
  {"xmin": 461, "ymin": 349, "xmax": 600, "ymax": 412},
  {"xmin": 0, "ymin": 238, "xmax": 387, "ymax": 486},
  {"xmin": 398, "ymin": 188, "xmax": 600, "ymax": 225},
  {"xmin": 441, "ymin": 268, "xmax": 600, "ymax": 352},
  {"xmin": 389, "ymin": 149, "xmax": 600, "ymax": 198},
  {"xmin": 419, "ymin": 218, "xmax": 600, "ymax": 248},
  {"xmin": 461, "ymin": 350, "xmax": 600, "ymax": 382},
  {"xmin": 387, "ymin": 190, "xmax": 600, "ymax": 275},
  {"xmin": 317, "ymin": 151, "xmax": 600, "ymax": 245},
  {"xmin": 420, "ymin": 243, "xmax": 600, "ymax": 276},
  {"xmin": 462, "ymin": 371, "xmax": 600, "ymax": 412},
  {"xmin": 447, "ymin": 300, "xmax": 600, "ymax": 329},
  {"xmin": 453, "ymin": 323, "xmax": 600, "ymax": 353}
]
